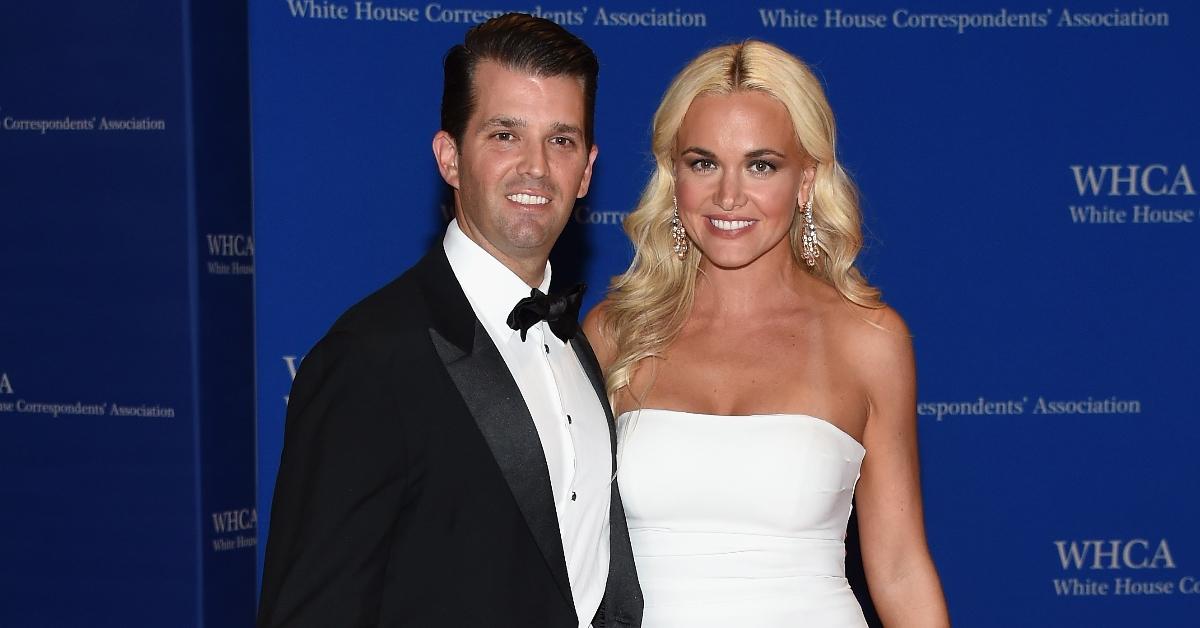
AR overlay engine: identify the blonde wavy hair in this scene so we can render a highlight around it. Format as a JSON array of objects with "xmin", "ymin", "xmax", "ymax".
[{"xmin": 601, "ymin": 40, "xmax": 882, "ymax": 402}]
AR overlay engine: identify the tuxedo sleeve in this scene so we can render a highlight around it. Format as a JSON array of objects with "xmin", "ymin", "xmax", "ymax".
[{"xmin": 258, "ymin": 331, "xmax": 410, "ymax": 628}]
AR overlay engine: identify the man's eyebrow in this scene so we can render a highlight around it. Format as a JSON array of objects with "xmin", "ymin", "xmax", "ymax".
[
  {"xmin": 551, "ymin": 122, "xmax": 584, "ymax": 136},
  {"xmin": 482, "ymin": 116, "xmax": 527, "ymax": 129}
]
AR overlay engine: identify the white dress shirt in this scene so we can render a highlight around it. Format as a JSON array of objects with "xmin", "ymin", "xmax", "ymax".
[{"xmin": 443, "ymin": 219, "xmax": 611, "ymax": 628}]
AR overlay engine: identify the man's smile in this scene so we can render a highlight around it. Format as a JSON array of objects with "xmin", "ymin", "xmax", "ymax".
[{"xmin": 506, "ymin": 192, "xmax": 551, "ymax": 205}]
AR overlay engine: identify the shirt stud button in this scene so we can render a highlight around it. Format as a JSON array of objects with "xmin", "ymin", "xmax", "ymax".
[
  {"xmin": 567, "ymin": 414, "xmax": 573, "ymax": 424},
  {"xmin": 543, "ymin": 344, "xmax": 549, "ymax": 353},
  {"xmin": 571, "ymin": 492, "xmax": 577, "ymax": 501}
]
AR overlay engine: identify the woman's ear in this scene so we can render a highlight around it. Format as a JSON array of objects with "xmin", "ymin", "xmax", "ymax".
[{"xmin": 797, "ymin": 160, "xmax": 817, "ymax": 207}]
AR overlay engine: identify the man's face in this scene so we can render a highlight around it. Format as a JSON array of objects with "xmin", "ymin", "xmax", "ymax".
[{"xmin": 434, "ymin": 60, "xmax": 598, "ymax": 279}]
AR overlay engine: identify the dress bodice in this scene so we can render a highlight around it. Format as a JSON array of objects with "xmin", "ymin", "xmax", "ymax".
[{"xmin": 616, "ymin": 409, "xmax": 868, "ymax": 627}]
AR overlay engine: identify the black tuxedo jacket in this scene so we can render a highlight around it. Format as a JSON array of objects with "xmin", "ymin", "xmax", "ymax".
[{"xmin": 258, "ymin": 247, "xmax": 642, "ymax": 628}]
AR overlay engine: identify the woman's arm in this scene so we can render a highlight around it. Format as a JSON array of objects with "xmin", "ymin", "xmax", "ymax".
[{"xmin": 854, "ymin": 307, "xmax": 950, "ymax": 627}]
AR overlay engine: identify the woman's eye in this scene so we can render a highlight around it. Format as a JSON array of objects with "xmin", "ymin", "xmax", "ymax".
[
  {"xmin": 690, "ymin": 159, "xmax": 716, "ymax": 172},
  {"xmin": 749, "ymin": 160, "xmax": 777, "ymax": 174}
]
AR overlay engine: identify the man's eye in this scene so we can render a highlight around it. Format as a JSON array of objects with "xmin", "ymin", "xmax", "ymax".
[
  {"xmin": 494, "ymin": 132, "xmax": 514, "ymax": 141},
  {"xmin": 550, "ymin": 136, "xmax": 574, "ymax": 147}
]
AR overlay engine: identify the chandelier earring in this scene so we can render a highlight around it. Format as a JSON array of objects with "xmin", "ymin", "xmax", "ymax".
[
  {"xmin": 671, "ymin": 195, "xmax": 689, "ymax": 260},
  {"xmin": 800, "ymin": 198, "xmax": 819, "ymax": 267}
]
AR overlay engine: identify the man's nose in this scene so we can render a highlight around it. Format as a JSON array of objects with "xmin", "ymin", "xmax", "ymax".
[{"xmin": 517, "ymin": 141, "xmax": 548, "ymax": 178}]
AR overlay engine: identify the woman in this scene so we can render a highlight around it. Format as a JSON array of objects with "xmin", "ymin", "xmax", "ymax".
[{"xmin": 584, "ymin": 41, "xmax": 949, "ymax": 626}]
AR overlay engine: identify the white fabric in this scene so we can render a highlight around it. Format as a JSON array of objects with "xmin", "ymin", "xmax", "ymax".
[
  {"xmin": 617, "ymin": 408, "xmax": 868, "ymax": 627},
  {"xmin": 444, "ymin": 219, "xmax": 611, "ymax": 628}
]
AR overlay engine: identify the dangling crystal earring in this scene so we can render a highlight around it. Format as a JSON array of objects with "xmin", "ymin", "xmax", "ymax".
[
  {"xmin": 800, "ymin": 198, "xmax": 819, "ymax": 267},
  {"xmin": 671, "ymin": 196, "xmax": 689, "ymax": 260}
]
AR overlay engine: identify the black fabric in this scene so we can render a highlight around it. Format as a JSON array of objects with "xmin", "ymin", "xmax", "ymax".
[
  {"xmin": 257, "ymin": 247, "xmax": 641, "ymax": 628},
  {"xmin": 429, "ymin": 320, "xmax": 574, "ymax": 606},
  {"xmin": 507, "ymin": 283, "xmax": 586, "ymax": 342}
]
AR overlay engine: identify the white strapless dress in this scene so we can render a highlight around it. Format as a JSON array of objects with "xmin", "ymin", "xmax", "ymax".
[{"xmin": 616, "ymin": 409, "xmax": 868, "ymax": 627}]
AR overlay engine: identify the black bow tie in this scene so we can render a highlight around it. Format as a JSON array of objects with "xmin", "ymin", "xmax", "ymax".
[{"xmin": 506, "ymin": 283, "xmax": 586, "ymax": 343}]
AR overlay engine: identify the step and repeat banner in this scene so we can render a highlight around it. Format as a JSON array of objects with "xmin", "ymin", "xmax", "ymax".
[
  {"xmin": 251, "ymin": 1, "xmax": 1199, "ymax": 626},
  {"xmin": 1, "ymin": 2, "xmax": 256, "ymax": 626}
]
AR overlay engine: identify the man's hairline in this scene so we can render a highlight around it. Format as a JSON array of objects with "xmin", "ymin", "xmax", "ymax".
[{"xmin": 451, "ymin": 58, "xmax": 594, "ymax": 147}]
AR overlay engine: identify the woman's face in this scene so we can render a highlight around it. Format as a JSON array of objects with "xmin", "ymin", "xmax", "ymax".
[{"xmin": 673, "ymin": 90, "xmax": 814, "ymax": 270}]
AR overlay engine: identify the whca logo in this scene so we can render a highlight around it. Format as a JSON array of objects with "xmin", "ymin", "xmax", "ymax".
[
  {"xmin": 1055, "ymin": 538, "xmax": 1175, "ymax": 570},
  {"xmin": 1070, "ymin": 164, "xmax": 1195, "ymax": 197}
]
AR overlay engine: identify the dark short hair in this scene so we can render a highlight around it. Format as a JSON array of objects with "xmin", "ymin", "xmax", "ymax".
[{"xmin": 441, "ymin": 13, "xmax": 599, "ymax": 147}]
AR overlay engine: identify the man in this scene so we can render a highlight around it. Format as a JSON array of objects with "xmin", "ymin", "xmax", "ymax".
[{"xmin": 257, "ymin": 13, "xmax": 642, "ymax": 628}]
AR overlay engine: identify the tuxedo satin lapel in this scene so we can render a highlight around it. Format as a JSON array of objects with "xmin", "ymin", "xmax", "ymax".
[
  {"xmin": 571, "ymin": 331, "xmax": 643, "ymax": 627},
  {"xmin": 430, "ymin": 325, "xmax": 574, "ymax": 608},
  {"xmin": 413, "ymin": 246, "xmax": 475, "ymax": 352},
  {"xmin": 419, "ymin": 247, "xmax": 574, "ymax": 609},
  {"xmin": 572, "ymin": 332, "xmax": 617, "ymax": 452}
]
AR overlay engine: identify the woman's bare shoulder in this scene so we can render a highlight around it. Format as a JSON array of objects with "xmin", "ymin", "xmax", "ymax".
[
  {"xmin": 582, "ymin": 299, "xmax": 617, "ymax": 369},
  {"xmin": 831, "ymin": 300, "xmax": 914, "ymax": 385}
]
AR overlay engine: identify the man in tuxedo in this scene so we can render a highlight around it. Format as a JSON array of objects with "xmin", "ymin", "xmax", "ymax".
[{"xmin": 257, "ymin": 13, "xmax": 642, "ymax": 628}]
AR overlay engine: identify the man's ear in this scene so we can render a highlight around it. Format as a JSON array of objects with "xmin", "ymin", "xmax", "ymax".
[
  {"xmin": 576, "ymin": 143, "xmax": 600, "ymax": 198},
  {"xmin": 432, "ymin": 131, "xmax": 460, "ymax": 189}
]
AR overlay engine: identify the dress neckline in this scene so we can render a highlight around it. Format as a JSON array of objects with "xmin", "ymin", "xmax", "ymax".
[{"xmin": 617, "ymin": 408, "xmax": 865, "ymax": 452}]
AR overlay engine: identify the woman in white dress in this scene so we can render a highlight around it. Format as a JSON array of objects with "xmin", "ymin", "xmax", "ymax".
[{"xmin": 584, "ymin": 41, "xmax": 949, "ymax": 627}]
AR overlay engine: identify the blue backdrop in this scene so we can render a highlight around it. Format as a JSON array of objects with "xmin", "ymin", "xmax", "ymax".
[
  {"xmin": 1, "ymin": 1, "xmax": 255, "ymax": 626},
  {"xmin": 251, "ymin": 1, "xmax": 1200, "ymax": 626},
  {"xmin": 4, "ymin": 1, "xmax": 1194, "ymax": 627}
]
